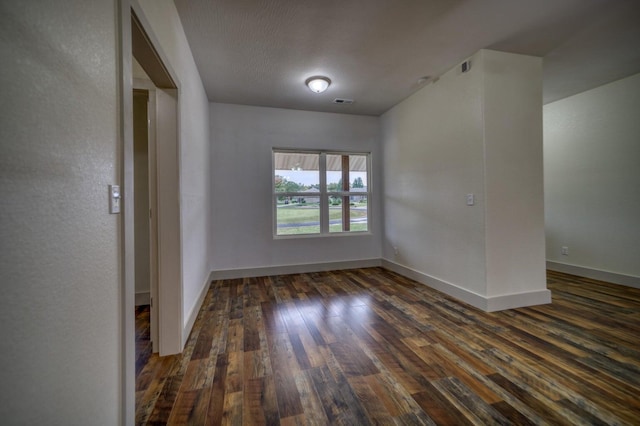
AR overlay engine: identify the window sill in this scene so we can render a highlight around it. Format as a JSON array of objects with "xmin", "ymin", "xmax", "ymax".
[{"xmin": 274, "ymin": 231, "xmax": 373, "ymax": 240}]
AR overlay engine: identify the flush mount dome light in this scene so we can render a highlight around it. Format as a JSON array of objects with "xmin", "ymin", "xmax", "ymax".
[{"xmin": 306, "ymin": 76, "xmax": 331, "ymax": 93}]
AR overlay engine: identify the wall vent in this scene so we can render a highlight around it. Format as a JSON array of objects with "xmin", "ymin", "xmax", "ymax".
[{"xmin": 333, "ymin": 98, "xmax": 354, "ymax": 104}]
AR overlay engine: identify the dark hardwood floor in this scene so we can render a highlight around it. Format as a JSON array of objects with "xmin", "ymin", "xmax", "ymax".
[
  {"xmin": 136, "ymin": 304, "xmax": 153, "ymax": 378},
  {"xmin": 135, "ymin": 268, "xmax": 640, "ymax": 425}
]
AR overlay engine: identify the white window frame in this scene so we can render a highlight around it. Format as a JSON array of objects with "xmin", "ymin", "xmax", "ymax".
[{"xmin": 272, "ymin": 149, "xmax": 371, "ymax": 238}]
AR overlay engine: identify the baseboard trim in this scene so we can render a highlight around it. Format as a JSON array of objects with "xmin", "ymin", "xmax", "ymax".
[
  {"xmin": 381, "ymin": 259, "xmax": 551, "ymax": 312},
  {"xmin": 210, "ymin": 258, "xmax": 382, "ymax": 280},
  {"xmin": 485, "ymin": 289, "xmax": 552, "ymax": 312},
  {"xmin": 381, "ymin": 259, "xmax": 488, "ymax": 310},
  {"xmin": 135, "ymin": 292, "xmax": 150, "ymax": 306},
  {"xmin": 182, "ymin": 271, "xmax": 214, "ymax": 348},
  {"xmin": 546, "ymin": 261, "xmax": 640, "ymax": 289}
]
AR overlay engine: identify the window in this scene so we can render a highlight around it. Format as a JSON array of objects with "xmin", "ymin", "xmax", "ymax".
[{"xmin": 273, "ymin": 150, "xmax": 370, "ymax": 236}]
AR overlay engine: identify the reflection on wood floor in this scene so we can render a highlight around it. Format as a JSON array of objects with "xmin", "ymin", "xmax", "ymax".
[{"xmin": 135, "ymin": 268, "xmax": 640, "ymax": 425}]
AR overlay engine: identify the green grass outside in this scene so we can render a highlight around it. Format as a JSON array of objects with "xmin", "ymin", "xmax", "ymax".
[
  {"xmin": 329, "ymin": 222, "xmax": 368, "ymax": 233},
  {"xmin": 276, "ymin": 203, "xmax": 368, "ymax": 235},
  {"xmin": 276, "ymin": 203, "xmax": 367, "ymax": 221},
  {"xmin": 277, "ymin": 225, "xmax": 321, "ymax": 235},
  {"xmin": 276, "ymin": 205, "xmax": 321, "ymax": 224},
  {"xmin": 277, "ymin": 223, "xmax": 368, "ymax": 235}
]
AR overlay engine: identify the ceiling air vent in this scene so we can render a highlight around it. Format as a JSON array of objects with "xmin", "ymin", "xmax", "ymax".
[{"xmin": 333, "ymin": 98, "xmax": 354, "ymax": 104}]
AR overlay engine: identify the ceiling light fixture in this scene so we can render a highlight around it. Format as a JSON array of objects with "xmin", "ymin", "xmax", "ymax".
[{"xmin": 306, "ymin": 76, "xmax": 331, "ymax": 93}]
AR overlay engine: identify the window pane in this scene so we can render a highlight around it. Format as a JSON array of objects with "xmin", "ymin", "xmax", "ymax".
[
  {"xmin": 349, "ymin": 155, "xmax": 367, "ymax": 191},
  {"xmin": 326, "ymin": 154, "xmax": 343, "ymax": 192},
  {"xmin": 327, "ymin": 154, "xmax": 368, "ymax": 191},
  {"xmin": 328, "ymin": 196, "xmax": 368, "ymax": 233},
  {"xmin": 276, "ymin": 195, "xmax": 320, "ymax": 235},
  {"xmin": 274, "ymin": 152, "xmax": 320, "ymax": 192}
]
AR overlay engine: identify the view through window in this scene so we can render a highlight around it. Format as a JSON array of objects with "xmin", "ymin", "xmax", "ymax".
[{"xmin": 273, "ymin": 150, "xmax": 370, "ymax": 236}]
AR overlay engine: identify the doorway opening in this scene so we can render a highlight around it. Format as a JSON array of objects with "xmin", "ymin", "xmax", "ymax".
[
  {"xmin": 130, "ymin": 6, "xmax": 183, "ymax": 356},
  {"xmin": 122, "ymin": 5, "xmax": 184, "ymax": 424},
  {"xmin": 133, "ymin": 86, "xmax": 157, "ymax": 362}
]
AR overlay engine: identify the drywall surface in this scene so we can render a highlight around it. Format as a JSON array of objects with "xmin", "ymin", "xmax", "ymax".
[
  {"xmin": 0, "ymin": 1, "xmax": 120, "ymax": 424},
  {"xmin": 482, "ymin": 50, "xmax": 547, "ymax": 297},
  {"xmin": 381, "ymin": 50, "xmax": 548, "ymax": 309},
  {"xmin": 544, "ymin": 73, "xmax": 640, "ymax": 278},
  {"xmin": 381, "ymin": 51, "xmax": 487, "ymax": 296},
  {"xmin": 209, "ymin": 103, "xmax": 381, "ymax": 271},
  {"xmin": 136, "ymin": 0, "xmax": 212, "ymax": 333}
]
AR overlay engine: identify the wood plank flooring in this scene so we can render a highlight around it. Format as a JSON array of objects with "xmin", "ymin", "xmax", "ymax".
[{"xmin": 135, "ymin": 268, "xmax": 640, "ymax": 425}]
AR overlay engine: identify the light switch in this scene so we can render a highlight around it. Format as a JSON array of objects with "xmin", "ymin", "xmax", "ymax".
[
  {"xmin": 109, "ymin": 184, "xmax": 121, "ymax": 214},
  {"xmin": 466, "ymin": 193, "xmax": 475, "ymax": 206}
]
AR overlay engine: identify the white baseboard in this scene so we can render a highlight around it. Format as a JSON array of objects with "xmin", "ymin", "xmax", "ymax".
[
  {"xmin": 210, "ymin": 258, "xmax": 382, "ymax": 280},
  {"xmin": 485, "ymin": 288, "xmax": 552, "ymax": 312},
  {"xmin": 182, "ymin": 271, "xmax": 214, "ymax": 348},
  {"xmin": 381, "ymin": 259, "xmax": 488, "ymax": 309},
  {"xmin": 381, "ymin": 259, "xmax": 551, "ymax": 312},
  {"xmin": 135, "ymin": 292, "xmax": 150, "ymax": 306},
  {"xmin": 547, "ymin": 261, "xmax": 640, "ymax": 289}
]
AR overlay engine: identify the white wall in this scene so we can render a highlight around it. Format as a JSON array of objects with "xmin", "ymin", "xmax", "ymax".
[
  {"xmin": 135, "ymin": 0, "xmax": 212, "ymax": 336},
  {"xmin": 209, "ymin": 103, "xmax": 381, "ymax": 273},
  {"xmin": 381, "ymin": 51, "xmax": 487, "ymax": 296},
  {"xmin": 381, "ymin": 50, "xmax": 549, "ymax": 311},
  {"xmin": 483, "ymin": 50, "xmax": 547, "ymax": 298},
  {"xmin": 0, "ymin": 1, "xmax": 121, "ymax": 424},
  {"xmin": 544, "ymin": 73, "xmax": 640, "ymax": 284}
]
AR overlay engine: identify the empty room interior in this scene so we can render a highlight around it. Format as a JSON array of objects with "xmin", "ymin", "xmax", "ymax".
[{"xmin": 1, "ymin": 0, "xmax": 639, "ymax": 425}]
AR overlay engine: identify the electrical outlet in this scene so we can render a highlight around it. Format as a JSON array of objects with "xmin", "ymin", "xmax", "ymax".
[
  {"xmin": 561, "ymin": 246, "xmax": 569, "ymax": 256},
  {"xmin": 393, "ymin": 246, "xmax": 399, "ymax": 256}
]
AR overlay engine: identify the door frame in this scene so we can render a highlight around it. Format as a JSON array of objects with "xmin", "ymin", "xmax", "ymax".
[
  {"xmin": 132, "ymin": 80, "xmax": 159, "ymax": 351},
  {"xmin": 129, "ymin": 3, "xmax": 182, "ymax": 355},
  {"xmin": 119, "ymin": 2, "xmax": 183, "ymax": 424}
]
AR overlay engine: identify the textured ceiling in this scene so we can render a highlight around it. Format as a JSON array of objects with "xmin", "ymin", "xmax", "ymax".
[{"xmin": 174, "ymin": 0, "xmax": 640, "ymax": 116}]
